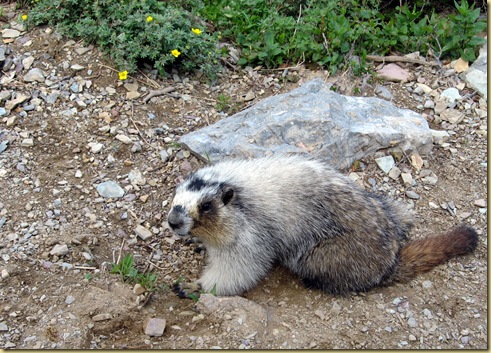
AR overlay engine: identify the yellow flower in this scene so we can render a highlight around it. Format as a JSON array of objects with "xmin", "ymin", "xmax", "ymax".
[
  {"xmin": 146, "ymin": 16, "xmax": 153, "ymax": 22},
  {"xmin": 118, "ymin": 70, "xmax": 128, "ymax": 80},
  {"xmin": 171, "ymin": 49, "xmax": 181, "ymax": 58},
  {"xmin": 191, "ymin": 28, "xmax": 202, "ymax": 35},
  {"xmin": 21, "ymin": 14, "xmax": 28, "ymax": 20}
]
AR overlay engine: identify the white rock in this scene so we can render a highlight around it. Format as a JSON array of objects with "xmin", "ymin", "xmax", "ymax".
[
  {"xmin": 2, "ymin": 29, "xmax": 21, "ymax": 38},
  {"xmin": 144, "ymin": 318, "xmax": 166, "ymax": 336},
  {"xmin": 23, "ymin": 68, "xmax": 45, "ymax": 83},
  {"xmin": 441, "ymin": 87, "xmax": 462, "ymax": 102},
  {"xmin": 1, "ymin": 269, "xmax": 9, "ymax": 279},
  {"xmin": 115, "ymin": 134, "xmax": 133, "ymax": 144},
  {"xmin": 50, "ymin": 244, "xmax": 69, "ymax": 256},
  {"xmin": 21, "ymin": 139, "xmax": 34, "ymax": 147},
  {"xmin": 135, "ymin": 225, "xmax": 152, "ymax": 240},
  {"xmin": 375, "ymin": 155, "xmax": 395, "ymax": 174},
  {"xmin": 87, "ymin": 142, "xmax": 104, "ymax": 153}
]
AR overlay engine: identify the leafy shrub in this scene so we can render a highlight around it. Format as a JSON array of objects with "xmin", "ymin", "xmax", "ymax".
[{"xmin": 26, "ymin": 0, "xmax": 222, "ymax": 78}]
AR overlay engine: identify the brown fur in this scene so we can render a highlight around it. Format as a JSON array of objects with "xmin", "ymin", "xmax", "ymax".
[{"xmin": 394, "ymin": 225, "xmax": 479, "ymax": 283}]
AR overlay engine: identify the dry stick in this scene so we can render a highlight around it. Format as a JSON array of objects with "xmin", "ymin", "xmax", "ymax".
[
  {"xmin": 365, "ymin": 54, "xmax": 439, "ymax": 66},
  {"xmin": 137, "ymin": 69, "xmax": 161, "ymax": 89},
  {"xmin": 143, "ymin": 86, "xmax": 176, "ymax": 103},
  {"xmin": 116, "ymin": 238, "xmax": 126, "ymax": 265},
  {"xmin": 74, "ymin": 266, "xmax": 97, "ymax": 270}
]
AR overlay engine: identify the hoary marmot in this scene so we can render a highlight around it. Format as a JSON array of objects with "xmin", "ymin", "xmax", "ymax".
[{"xmin": 167, "ymin": 155, "xmax": 478, "ymax": 297}]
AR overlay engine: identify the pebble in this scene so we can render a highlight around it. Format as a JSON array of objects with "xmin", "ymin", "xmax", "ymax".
[
  {"xmin": 87, "ymin": 142, "xmax": 104, "ymax": 153},
  {"xmin": 441, "ymin": 87, "xmax": 462, "ymax": 102},
  {"xmin": 2, "ymin": 29, "xmax": 21, "ymax": 38},
  {"xmin": 133, "ymin": 283, "xmax": 146, "ymax": 295},
  {"xmin": 50, "ymin": 244, "xmax": 69, "ymax": 256},
  {"xmin": 422, "ymin": 280, "xmax": 433, "ymax": 289},
  {"xmin": 144, "ymin": 318, "xmax": 166, "ymax": 336},
  {"xmin": 1, "ymin": 269, "xmax": 9, "ymax": 279},
  {"xmin": 135, "ymin": 224, "xmax": 152, "ymax": 240},
  {"xmin": 401, "ymin": 172, "xmax": 413, "ymax": 186},
  {"xmin": 0, "ymin": 140, "xmax": 8, "ymax": 153},
  {"xmin": 375, "ymin": 155, "xmax": 395, "ymax": 174},
  {"xmin": 92, "ymin": 313, "xmax": 112, "ymax": 321},
  {"xmin": 474, "ymin": 199, "xmax": 486, "ymax": 207},
  {"xmin": 0, "ymin": 322, "xmax": 8, "ymax": 331},
  {"xmin": 405, "ymin": 190, "xmax": 420, "ymax": 200},
  {"xmin": 23, "ymin": 68, "xmax": 45, "ymax": 83},
  {"xmin": 65, "ymin": 295, "xmax": 75, "ymax": 305},
  {"xmin": 115, "ymin": 134, "xmax": 133, "ymax": 144},
  {"xmin": 96, "ymin": 181, "xmax": 125, "ymax": 198},
  {"xmin": 407, "ymin": 317, "xmax": 418, "ymax": 328}
]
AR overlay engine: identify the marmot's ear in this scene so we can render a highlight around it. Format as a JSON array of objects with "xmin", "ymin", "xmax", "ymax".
[{"xmin": 221, "ymin": 186, "xmax": 235, "ymax": 205}]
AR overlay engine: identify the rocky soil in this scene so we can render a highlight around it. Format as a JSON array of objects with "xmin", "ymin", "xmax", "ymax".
[{"xmin": 0, "ymin": 5, "xmax": 488, "ymax": 349}]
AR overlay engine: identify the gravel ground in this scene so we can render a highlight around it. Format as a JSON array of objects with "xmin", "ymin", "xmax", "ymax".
[{"xmin": 0, "ymin": 5, "xmax": 488, "ymax": 349}]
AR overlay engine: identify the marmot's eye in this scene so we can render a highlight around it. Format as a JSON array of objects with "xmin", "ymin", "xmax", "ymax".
[{"xmin": 200, "ymin": 202, "xmax": 213, "ymax": 212}]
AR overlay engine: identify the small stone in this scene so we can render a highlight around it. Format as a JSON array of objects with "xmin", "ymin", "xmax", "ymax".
[
  {"xmin": 160, "ymin": 150, "xmax": 170, "ymax": 162},
  {"xmin": 5, "ymin": 93, "xmax": 30, "ymax": 110},
  {"xmin": 1, "ymin": 269, "xmax": 9, "ymax": 279},
  {"xmin": 126, "ymin": 91, "xmax": 141, "ymax": 100},
  {"xmin": 401, "ymin": 172, "xmax": 413, "ymax": 186},
  {"xmin": 407, "ymin": 317, "xmax": 418, "ymax": 328},
  {"xmin": 410, "ymin": 154, "xmax": 424, "ymax": 171},
  {"xmin": 133, "ymin": 283, "xmax": 146, "ymax": 295},
  {"xmin": 124, "ymin": 83, "xmax": 139, "ymax": 92},
  {"xmin": 22, "ymin": 56, "xmax": 35, "ymax": 70},
  {"xmin": 441, "ymin": 87, "xmax": 462, "ymax": 102},
  {"xmin": 23, "ymin": 68, "xmax": 45, "ymax": 83},
  {"xmin": 474, "ymin": 199, "xmax": 486, "ymax": 207},
  {"xmin": 406, "ymin": 190, "xmax": 420, "ymax": 200},
  {"xmin": 70, "ymin": 64, "xmax": 85, "ymax": 71},
  {"xmin": 6, "ymin": 116, "xmax": 16, "ymax": 127},
  {"xmin": 415, "ymin": 83, "xmax": 432, "ymax": 94},
  {"xmin": 440, "ymin": 108, "xmax": 465, "ymax": 124},
  {"xmin": 75, "ymin": 170, "xmax": 83, "ymax": 178},
  {"xmin": 96, "ymin": 181, "xmax": 125, "ymax": 198},
  {"xmin": 0, "ymin": 322, "xmax": 8, "ymax": 331},
  {"xmin": 115, "ymin": 134, "xmax": 133, "ymax": 144},
  {"xmin": 430, "ymin": 129, "xmax": 450, "ymax": 144},
  {"xmin": 75, "ymin": 47, "xmax": 91, "ymax": 55},
  {"xmin": 4, "ymin": 342, "xmax": 16, "ymax": 349},
  {"xmin": 375, "ymin": 85, "xmax": 393, "ymax": 101},
  {"xmin": 145, "ymin": 318, "xmax": 166, "ymax": 337},
  {"xmin": 388, "ymin": 166, "xmax": 401, "ymax": 180},
  {"xmin": 65, "ymin": 295, "xmax": 75, "ymax": 305},
  {"xmin": 422, "ymin": 280, "xmax": 432, "ymax": 289},
  {"xmin": 423, "ymin": 308, "xmax": 433, "ymax": 319},
  {"xmin": 50, "ymin": 244, "xmax": 69, "ymax": 256},
  {"xmin": 377, "ymin": 63, "xmax": 411, "ymax": 82},
  {"xmin": 2, "ymin": 29, "xmax": 21, "ymax": 38},
  {"xmin": 135, "ymin": 225, "xmax": 152, "ymax": 240},
  {"xmin": 92, "ymin": 313, "xmax": 112, "ymax": 322},
  {"xmin": 453, "ymin": 58, "xmax": 469, "ymax": 73},
  {"xmin": 87, "ymin": 142, "xmax": 104, "ymax": 153},
  {"xmin": 128, "ymin": 169, "xmax": 146, "ymax": 185},
  {"xmin": 375, "ymin": 155, "xmax": 395, "ymax": 174},
  {"xmin": 21, "ymin": 138, "xmax": 34, "ymax": 147}
]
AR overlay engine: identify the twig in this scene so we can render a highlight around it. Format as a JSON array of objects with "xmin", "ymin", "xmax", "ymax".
[
  {"xmin": 74, "ymin": 266, "xmax": 97, "ymax": 270},
  {"xmin": 365, "ymin": 54, "xmax": 439, "ymax": 66},
  {"xmin": 137, "ymin": 69, "xmax": 161, "ymax": 89},
  {"xmin": 143, "ymin": 87, "xmax": 176, "ymax": 103},
  {"xmin": 116, "ymin": 238, "xmax": 125, "ymax": 265},
  {"xmin": 292, "ymin": 4, "xmax": 303, "ymax": 39},
  {"xmin": 220, "ymin": 57, "xmax": 239, "ymax": 72},
  {"xmin": 145, "ymin": 260, "xmax": 168, "ymax": 272}
]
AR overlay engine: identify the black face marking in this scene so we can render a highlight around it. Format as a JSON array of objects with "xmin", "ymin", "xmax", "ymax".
[{"xmin": 187, "ymin": 176, "xmax": 208, "ymax": 192}]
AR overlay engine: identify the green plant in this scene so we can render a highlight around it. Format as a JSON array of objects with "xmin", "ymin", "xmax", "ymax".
[
  {"xmin": 26, "ymin": 0, "xmax": 222, "ymax": 78},
  {"xmin": 110, "ymin": 254, "xmax": 158, "ymax": 291},
  {"xmin": 215, "ymin": 93, "xmax": 231, "ymax": 112}
]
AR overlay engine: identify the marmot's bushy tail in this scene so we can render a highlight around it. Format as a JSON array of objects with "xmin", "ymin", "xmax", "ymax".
[{"xmin": 395, "ymin": 225, "xmax": 478, "ymax": 282}]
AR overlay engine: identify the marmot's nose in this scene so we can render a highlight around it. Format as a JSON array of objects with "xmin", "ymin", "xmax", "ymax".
[{"xmin": 168, "ymin": 206, "xmax": 184, "ymax": 229}]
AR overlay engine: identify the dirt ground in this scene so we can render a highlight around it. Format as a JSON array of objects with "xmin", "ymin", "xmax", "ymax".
[{"xmin": 0, "ymin": 7, "xmax": 488, "ymax": 349}]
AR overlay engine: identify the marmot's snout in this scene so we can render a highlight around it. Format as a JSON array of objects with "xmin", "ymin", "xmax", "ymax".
[{"xmin": 168, "ymin": 205, "xmax": 191, "ymax": 236}]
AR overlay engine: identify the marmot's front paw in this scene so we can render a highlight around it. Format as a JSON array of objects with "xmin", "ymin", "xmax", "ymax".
[{"xmin": 172, "ymin": 281, "xmax": 201, "ymax": 299}]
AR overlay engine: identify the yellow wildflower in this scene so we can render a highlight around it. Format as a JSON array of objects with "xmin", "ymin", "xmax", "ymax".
[
  {"xmin": 171, "ymin": 49, "xmax": 181, "ymax": 58},
  {"xmin": 21, "ymin": 14, "xmax": 28, "ymax": 20},
  {"xmin": 146, "ymin": 16, "xmax": 153, "ymax": 22},
  {"xmin": 118, "ymin": 70, "xmax": 128, "ymax": 80},
  {"xmin": 191, "ymin": 28, "xmax": 202, "ymax": 35}
]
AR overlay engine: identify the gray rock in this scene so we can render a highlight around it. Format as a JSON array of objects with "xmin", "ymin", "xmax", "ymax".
[
  {"xmin": 65, "ymin": 295, "xmax": 75, "ymax": 305},
  {"xmin": 96, "ymin": 181, "xmax": 125, "ymax": 198},
  {"xmin": 375, "ymin": 155, "xmax": 395, "ymax": 174},
  {"xmin": 144, "ymin": 318, "xmax": 166, "ymax": 336},
  {"xmin": 405, "ymin": 190, "xmax": 420, "ymax": 200},
  {"xmin": 135, "ymin": 224, "xmax": 152, "ymax": 240},
  {"xmin": 375, "ymin": 85, "xmax": 393, "ymax": 101},
  {"xmin": 0, "ymin": 107, "xmax": 6, "ymax": 116},
  {"xmin": 50, "ymin": 244, "xmax": 69, "ymax": 256},
  {"xmin": 0, "ymin": 322, "xmax": 8, "ymax": 331},
  {"xmin": 92, "ymin": 313, "xmax": 112, "ymax": 322},
  {"xmin": 23, "ymin": 68, "xmax": 46, "ymax": 83},
  {"xmin": 461, "ymin": 39, "xmax": 487, "ymax": 99},
  {"xmin": 1, "ymin": 29, "xmax": 21, "ymax": 38},
  {"xmin": 440, "ymin": 87, "xmax": 461, "ymax": 102},
  {"xmin": 179, "ymin": 79, "xmax": 433, "ymax": 169},
  {"xmin": 0, "ymin": 140, "xmax": 8, "ymax": 154},
  {"xmin": 407, "ymin": 317, "xmax": 418, "ymax": 328}
]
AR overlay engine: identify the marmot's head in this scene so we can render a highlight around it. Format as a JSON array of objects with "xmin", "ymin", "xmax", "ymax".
[{"xmin": 167, "ymin": 171, "xmax": 238, "ymax": 246}]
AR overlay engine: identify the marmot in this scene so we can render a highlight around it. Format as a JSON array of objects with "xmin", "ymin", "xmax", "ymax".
[{"xmin": 167, "ymin": 155, "xmax": 478, "ymax": 297}]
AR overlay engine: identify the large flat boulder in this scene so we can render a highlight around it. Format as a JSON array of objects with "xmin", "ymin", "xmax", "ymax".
[{"xmin": 180, "ymin": 79, "xmax": 433, "ymax": 169}]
